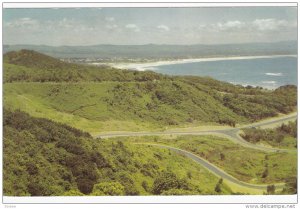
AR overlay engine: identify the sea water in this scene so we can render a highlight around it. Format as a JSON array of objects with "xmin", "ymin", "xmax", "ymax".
[{"xmin": 153, "ymin": 56, "xmax": 297, "ymax": 89}]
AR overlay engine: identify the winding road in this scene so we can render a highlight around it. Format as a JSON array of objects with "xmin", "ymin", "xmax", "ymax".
[
  {"xmin": 95, "ymin": 113, "xmax": 297, "ymax": 193},
  {"xmin": 95, "ymin": 113, "xmax": 297, "ymax": 153},
  {"xmin": 134, "ymin": 143, "xmax": 285, "ymax": 191}
]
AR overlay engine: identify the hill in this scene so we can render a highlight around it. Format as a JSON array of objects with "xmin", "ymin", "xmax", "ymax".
[
  {"xmin": 3, "ymin": 41, "xmax": 297, "ymax": 59},
  {"xmin": 4, "ymin": 50, "xmax": 297, "ymax": 134},
  {"xmin": 4, "ymin": 50, "xmax": 164, "ymax": 83},
  {"xmin": 4, "ymin": 109, "xmax": 232, "ymax": 196},
  {"xmin": 3, "ymin": 50, "xmax": 297, "ymax": 196}
]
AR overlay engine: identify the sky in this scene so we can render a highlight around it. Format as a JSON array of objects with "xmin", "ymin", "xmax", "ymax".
[{"xmin": 3, "ymin": 7, "xmax": 297, "ymax": 46}]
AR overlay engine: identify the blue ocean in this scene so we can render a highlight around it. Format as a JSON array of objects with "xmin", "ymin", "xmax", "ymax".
[{"xmin": 153, "ymin": 56, "xmax": 297, "ymax": 89}]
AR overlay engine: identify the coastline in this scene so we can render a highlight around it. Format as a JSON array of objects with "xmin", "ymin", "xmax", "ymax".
[{"xmin": 93, "ymin": 54, "xmax": 297, "ymax": 71}]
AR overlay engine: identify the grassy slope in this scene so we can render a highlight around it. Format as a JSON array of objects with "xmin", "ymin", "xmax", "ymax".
[
  {"xmin": 4, "ymin": 110, "xmax": 231, "ymax": 196},
  {"xmin": 4, "ymin": 50, "xmax": 297, "ymax": 135},
  {"xmin": 3, "ymin": 50, "xmax": 298, "ymax": 196},
  {"xmin": 122, "ymin": 135, "xmax": 297, "ymax": 185},
  {"xmin": 4, "ymin": 80, "xmax": 297, "ymax": 134},
  {"xmin": 4, "ymin": 82, "xmax": 244, "ymax": 134}
]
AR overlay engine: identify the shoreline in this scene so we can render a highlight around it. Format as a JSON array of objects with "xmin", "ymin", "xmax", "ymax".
[{"xmin": 94, "ymin": 54, "xmax": 297, "ymax": 71}]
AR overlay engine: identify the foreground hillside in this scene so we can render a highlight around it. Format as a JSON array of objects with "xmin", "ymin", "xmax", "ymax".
[
  {"xmin": 4, "ymin": 110, "xmax": 296, "ymax": 196},
  {"xmin": 4, "ymin": 109, "xmax": 233, "ymax": 196},
  {"xmin": 3, "ymin": 50, "xmax": 297, "ymax": 134}
]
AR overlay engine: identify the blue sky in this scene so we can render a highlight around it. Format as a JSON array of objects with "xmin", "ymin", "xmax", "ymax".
[{"xmin": 3, "ymin": 7, "xmax": 297, "ymax": 46}]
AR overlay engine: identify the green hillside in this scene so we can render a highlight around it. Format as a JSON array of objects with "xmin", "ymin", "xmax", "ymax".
[
  {"xmin": 241, "ymin": 120, "xmax": 297, "ymax": 148},
  {"xmin": 4, "ymin": 50, "xmax": 164, "ymax": 83},
  {"xmin": 3, "ymin": 50, "xmax": 297, "ymax": 196},
  {"xmin": 125, "ymin": 135, "xmax": 297, "ymax": 184},
  {"xmin": 4, "ymin": 109, "xmax": 232, "ymax": 196},
  {"xmin": 3, "ymin": 50, "xmax": 297, "ymax": 134}
]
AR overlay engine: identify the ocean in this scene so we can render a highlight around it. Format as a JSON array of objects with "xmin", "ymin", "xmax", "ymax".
[{"xmin": 152, "ymin": 56, "xmax": 297, "ymax": 89}]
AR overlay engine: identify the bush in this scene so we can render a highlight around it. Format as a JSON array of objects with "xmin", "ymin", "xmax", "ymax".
[
  {"xmin": 152, "ymin": 171, "xmax": 189, "ymax": 195},
  {"xmin": 76, "ymin": 178, "xmax": 95, "ymax": 194},
  {"xmin": 92, "ymin": 182, "xmax": 125, "ymax": 196}
]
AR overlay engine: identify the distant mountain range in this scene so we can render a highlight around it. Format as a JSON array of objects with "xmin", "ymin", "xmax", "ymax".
[{"xmin": 3, "ymin": 41, "xmax": 297, "ymax": 59}]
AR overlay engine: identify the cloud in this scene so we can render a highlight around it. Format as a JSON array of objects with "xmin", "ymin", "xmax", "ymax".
[
  {"xmin": 210, "ymin": 20, "xmax": 246, "ymax": 31},
  {"xmin": 200, "ymin": 19, "xmax": 295, "ymax": 33},
  {"xmin": 105, "ymin": 17, "xmax": 115, "ymax": 22},
  {"xmin": 252, "ymin": 18, "xmax": 288, "ymax": 31},
  {"xmin": 57, "ymin": 18, "xmax": 77, "ymax": 28},
  {"xmin": 157, "ymin": 24, "xmax": 170, "ymax": 31},
  {"xmin": 125, "ymin": 24, "xmax": 140, "ymax": 32},
  {"xmin": 219, "ymin": 21, "xmax": 244, "ymax": 30},
  {"xmin": 106, "ymin": 24, "xmax": 118, "ymax": 30},
  {"xmin": 5, "ymin": 17, "xmax": 39, "ymax": 28}
]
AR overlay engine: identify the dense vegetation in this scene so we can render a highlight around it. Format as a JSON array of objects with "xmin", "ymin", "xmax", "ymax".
[
  {"xmin": 3, "ymin": 50, "xmax": 297, "ymax": 196},
  {"xmin": 126, "ymin": 135, "xmax": 297, "ymax": 185},
  {"xmin": 4, "ymin": 109, "xmax": 234, "ymax": 196},
  {"xmin": 4, "ymin": 50, "xmax": 165, "ymax": 83},
  {"xmin": 240, "ymin": 121, "xmax": 297, "ymax": 148},
  {"xmin": 4, "ymin": 50, "xmax": 297, "ymax": 134}
]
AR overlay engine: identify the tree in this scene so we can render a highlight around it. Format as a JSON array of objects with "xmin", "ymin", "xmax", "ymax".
[
  {"xmin": 152, "ymin": 171, "xmax": 189, "ymax": 194},
  {"xmin": 187, "ymin": 171, "xmax": 192, "ymax": 179},
  {"xmin": 26, "ymin": 161, "xmax": 39, "ymax": 175},
  {"xmin": 267, "ymin": 185, "xmax": 275, "ymax": 194},
  {"xmin": 91, "ymin": 182, "xmax": 125, "ymax": 196},
  {"xmin": 262, "ymin": 168, "xmax": 269, "ymax": 178},
  {"xmin": 220, "ymin": 153, "xmax": 225, "ymax": 161},
  {"xmin": 214, "ymin": 183, "xmax": 221, "ymax": 193},
  {"xmin": 282, "ymin": 177, "xmax": 297, "ymax": 194},
  {"xmin": 63, "ymin": 189, "xmax": 84, "ymax": 196},
  {"xmin": 215, "ymin": 178, "xmax": 223, "ymax": 193},
  {"xmin": 76, "ymin": 178, "xmax": 95, "ymax": 195},
  {"xmin": 142, "ymin": 181, "xmax": 149, "ymax": 192}
]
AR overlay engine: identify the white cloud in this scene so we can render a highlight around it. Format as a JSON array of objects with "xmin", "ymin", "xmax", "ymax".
[
  {"xmin": 223, "ymin": 21, "xmax": 244, "ymax": 28},
  {"xmin": 157, "ymin": 24, "xmax": 170, "ymax": 32},
  {"xmin": 106, "ymin": 24, "xmax": 118, "ymax": 30},
  {"xmin": 105, "ymin": 17, "xmax": 115, "ymax": 22},
  {"xmin": 125, "ymin": 24, "xmax": 140, "ymax": 32},
  {"xmin": 57, "ymin": 18, "xmax": 76, "ymax": 28},
  {"xmin": 215, "ymin": 20, "xmax": 245, "ymax": 31},
  {"xmin": 6, "ymin": 17, "xmax": 39, "ymax": 28},
  {"xmin": 252, "ymin": 18, "xmax": 288, "ymax": 31},
  {"xmin": 199, "ymin": 18, "xmax": 294, "ymax": 33}
]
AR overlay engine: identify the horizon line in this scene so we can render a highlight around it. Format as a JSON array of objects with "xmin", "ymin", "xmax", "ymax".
[{"xmin": 3, "ymin": 40, "xmax": 297, "ymax": 48}]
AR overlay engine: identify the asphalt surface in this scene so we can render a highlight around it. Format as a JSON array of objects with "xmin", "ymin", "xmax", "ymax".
[
  {"xmin": 95, "ymin": 113, "xmax": 297, "ymax": 152},
  {"xmin": 139, "ymin": 143, "xmax": 285, "ymax": 191},
  {"xmin": 95, "ymin": 114, "xmax": 296, "ymax": 192}
]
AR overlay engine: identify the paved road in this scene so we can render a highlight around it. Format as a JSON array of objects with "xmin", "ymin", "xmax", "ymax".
[
  {"xmin": 95, "ymin": 113, "xmax": 297, "ymax": 152},
  {"xmin": 137, "ymin": 143, "xmax": 285, "ymax": 191},
  {"xmin": 94, "ymin": 114, "xmax": 296, "ymax": 192}
]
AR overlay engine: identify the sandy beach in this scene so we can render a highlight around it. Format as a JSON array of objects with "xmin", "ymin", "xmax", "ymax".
[{"xmin": 93, "ymin": 54, "xmax": 297, "ymax": 71}]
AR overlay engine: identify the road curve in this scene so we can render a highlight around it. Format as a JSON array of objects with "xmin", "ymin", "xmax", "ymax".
[
  {"xmin": 136, "ymin": 143, "xmax": 285, "ymax": 191},
  {"xmin": 95, "ymin": 113, "xmax": 297, "ymax": 153}
]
